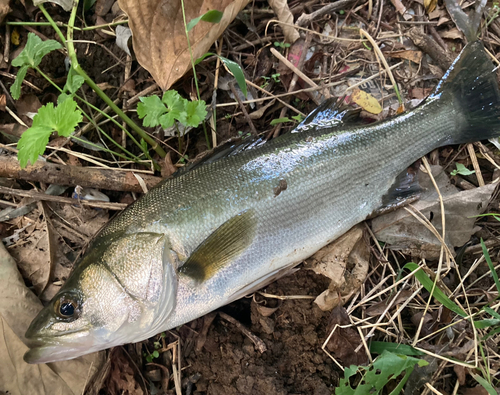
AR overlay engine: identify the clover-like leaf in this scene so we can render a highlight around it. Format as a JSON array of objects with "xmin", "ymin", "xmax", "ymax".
[
  {"xmin": 184, "ymin": 100, "xmax": 207, "ymax": 127},
  {"xmin": 17, "ymin": 126, "xmax": 53, "ymax": 168},
  {"xmin": 137, "ymin": 95, "xmax": 168, "ymax": 127}
]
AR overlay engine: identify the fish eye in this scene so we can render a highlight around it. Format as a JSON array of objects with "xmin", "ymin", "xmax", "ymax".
[{"xmin": 54, "ymin": 296, "xmax": 79, "ymax": 319}]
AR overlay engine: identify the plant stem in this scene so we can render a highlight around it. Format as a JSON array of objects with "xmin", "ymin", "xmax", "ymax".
[
  {"xmin": 179, "ymin": 0, "xmax": 210, "ymax": 149},
  {"xmin": 38, "ymin": 4, "xmax": 66, "ymax": 45},
  {"xmin": 7, "ymin": 20, "xmax": 129, "ymax": 31}
]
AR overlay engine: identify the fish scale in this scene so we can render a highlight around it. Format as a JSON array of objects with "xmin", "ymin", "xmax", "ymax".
[{"xmin": 24, "ymin": 41, "xmax": 500, "ymax": 363}]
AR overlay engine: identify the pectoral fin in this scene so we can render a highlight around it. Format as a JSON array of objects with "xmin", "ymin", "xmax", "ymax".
[{"xmin": 178, "ymin": 210, "xmax": 257, "ymax": 283}]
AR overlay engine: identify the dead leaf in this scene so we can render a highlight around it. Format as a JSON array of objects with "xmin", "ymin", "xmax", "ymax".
[
  {"xmin": 0, "ymin": 242, "xmax": 103, "ymax": 395},
  {"xmin": 306, "ymin": 225, "xmax": 369, "ymax": 311},
  {"xmin": 372, "ymin": 166, "xmax": 496, "ymax": 260},
  {"xmin": 0, "ymin": 94, "xmax": 6, "ymax": 111},
  {"xmin": 325, "ymin": 306, "xmax": 370, "ymax": 367},
  {"xmin": 390, "ymin": 0, "xmax": 412, "ymax": 20},
  {"xmin": 0, "ymin": 0, "xmax": 11, "ymax": 24},
  {"xmin": 351, "ymin": 88, "xmax": 382, "ymax": 114},
  {"xmin": 268, "ymin": 0, "xmax": 300, "ymax": 43},
  {"xmin": 424, "ymin": 0, "xmax": 437, "ymax": 13},
  {"xmin": 440, "ymin": 27, "xmax": 463, "ymax": 40},
  {"xmin": 454, "ymin": 364, "xmax": 467, "ymax": 385},
  {"xmin": 118, "ymin": 0, "xmax": 250, "ymax": 90},
  {"xmin": 365, "ymin": 290, "xmax": 413, "ymax": 317},
  {"xmin": 462, "ymin": 386, "xmax": 489, "ymax": 395},
  {"xmin": 9, "ymin": 219, "xmax": 52, "ymax": 296},
  {"xmin": 115, "ymin": 25, "xmax": 132, "ymax": 56},
  {"xmin": 387, "ymin": 50, "xmax": 423, "ymax": 64}
]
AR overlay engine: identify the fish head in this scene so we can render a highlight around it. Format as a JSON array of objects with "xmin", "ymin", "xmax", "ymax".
[{"xmin": 24, "ymin": 232, "xmax": 177, "ymax": 363}]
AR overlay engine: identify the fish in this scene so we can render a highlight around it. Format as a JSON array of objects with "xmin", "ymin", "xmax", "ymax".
[{"xmin": 24, "ymin": 41, "xmax": 500, "ymax": 363}]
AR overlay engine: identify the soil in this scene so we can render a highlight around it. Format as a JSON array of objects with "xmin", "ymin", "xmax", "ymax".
[{"xmin": 177, "ymin": 270, "xmax": 337, "ymax": 395}]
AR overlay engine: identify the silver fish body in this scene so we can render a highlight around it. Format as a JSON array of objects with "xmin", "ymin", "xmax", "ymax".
[{"xmin": 24, "ymin": 41, "xmax": 500, "ymax": 363}]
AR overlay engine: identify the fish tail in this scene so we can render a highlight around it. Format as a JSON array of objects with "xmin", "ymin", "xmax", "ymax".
[{"xmin": 436, "ymin": 41, "xmax": 500, "ymax": 145}]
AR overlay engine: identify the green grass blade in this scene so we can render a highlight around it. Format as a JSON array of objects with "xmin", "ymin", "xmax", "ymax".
[
  {"xmin": 187, "ymin": 10, "xmax": 223, "ymax": 32},
  {"xmin": 481, "ymin": 238, "xmax": 500, "ymax": 295},
  {"xmin": 219, "ymin": 56, "xmax": 247, "ymax": 97},
  {"xmin": 471, "ymin": 374, "xmax": 497, "ymax": 395},
  {"xmin": 403, "ymin": 263, "xmax": 467, "ymax": 318}
]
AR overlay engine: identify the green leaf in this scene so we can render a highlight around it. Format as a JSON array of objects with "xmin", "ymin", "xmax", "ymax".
[
  {"xmin": 481, "ymin": 238, "xmax": 500, "ymax": 295},
  {"xmin": 450, "ymin": 163, "xmax": 475, "ymax": 176},
  {"xmin": 270, "ymin": 117, "xmax": 292, "ymax": 125},
  {"xmin": 12, "ymin": 32, "xmax": 62, "ymax": 69},
  {"xmin": 219, "ymin": 56, "xmax": 247, "ymax": 98},
  {"xmin": 162, "ymin": 90, "xmax": 186, "ymax": 123},
  {"xmin": 10, "ymin": 65, "xmax": 28, "ymax": 100},
  {"xmin": 471, "ymin": 374, "xmax": 497, "ymax": 395},
  {"xmin": 474, "ymin": 319, "xmax": 500, "ymax": 329},
  {"xmin": 17, "ymin": 126, "xmax": 53, "ymax": 168},
  {"xmin": 404, "ymin": 263, "xmax": 467, "ymax": 318},
  {"xmin": 33, "ymin": 100, "xmax": 82, "ymax": 137},
  {"xmin": 187, "ymin": 10, "xmax": 223, "ymax": 32},
  {"xmin": 369, "ymin": 342, "xmax": 425, "ymax": 356},
  {"xmin": 137, "ymin": 95, "xmax": 168, "ymax": 127},
  {"xmin": 336, "ymin": 351, "xmax": 427, "ymax": 395},
  {"xmin": 184, "ymin": 100, "xmax": 207, "ymax": 127},
  {"xmin": 64, "ymin": 68, "xmax": 85, "ymax": 94},
  {"xmin": 17, "ymin": 99, "xmax": 82, "ymax": 167},
  {"xmin": 152, "ymin": 350, "xmax": 159, "ymax": 358}
]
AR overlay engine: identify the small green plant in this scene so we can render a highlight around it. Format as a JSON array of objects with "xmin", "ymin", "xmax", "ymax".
[
  {"xmin": 450, "ymin": 163, "xmax": 475, "ymax": 176},
  {"xmin": 336, "ymin": 350, "xmax": 428, "ymax": 395},
  {"xmin": 274, "ymin": 41, "xmax": 291, "ymax": 50},
  {"xmin": 137, "ymin": 90, "xmax": 207, "ymax": 130}
]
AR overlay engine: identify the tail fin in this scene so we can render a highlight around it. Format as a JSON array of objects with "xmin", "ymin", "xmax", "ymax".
[{"xmin": 436, "ymin": 41, "xmax": 500, "ymax": 145}]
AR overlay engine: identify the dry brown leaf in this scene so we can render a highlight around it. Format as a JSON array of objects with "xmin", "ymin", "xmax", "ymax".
[
  {"xmin": 118, "ymin": 0, "xmax": 250, "ymax": 90},
  {"xmin": 0, "ymin": 94, "xmax": 6, "ymax": 111},
  {"xmin": 387, "ymin": 50, "xmax": 423, "ymax": 64},
  {"xmin": 351, "ymin": 88, "xmax": 382, "ymax": 114},
  {"xmin": 372, "ymin": 166, "xmax": 496, "ymax": 260},
  {"xmin": 268, "ymin": 0, "xmax": 300, "ymax": 43},
  {"xmin": 424, "ymin": 0, "xmax": 438, "ymax": 13},
  {"xmin": 365, "ymin": 290, "xmax": 413, "ymax": 317},
  {"xmin": 0, "ymin": 242, "xmax": 103, "ymax": 395},
  {"xmin": 325, "ymin": 306, "xmax": 370, "ymax": 367},
  {"xmin": 306, "ymin": 224, "xmax": 369, "ymax": 311},
  {"xmin": 0, "ymin": 0, "xmax": 11, "ymax": 24},
  {"xmin": 390, "ymin": 0, "xmax": 411, "ymax": 20},
  {"xmin": 441, "ymin": 27, "xmax": 464, "ymax": 40}
]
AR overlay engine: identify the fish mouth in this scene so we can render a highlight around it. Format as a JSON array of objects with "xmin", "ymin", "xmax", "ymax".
[{"xmin": 24, "ymin": 328, "xmax": 95, "ymax": 364}]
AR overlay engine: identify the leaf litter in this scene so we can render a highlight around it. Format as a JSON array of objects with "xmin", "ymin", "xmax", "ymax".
[{"xmin": 3, "ymin": 0, "xmax": 500, "ymax": 393}]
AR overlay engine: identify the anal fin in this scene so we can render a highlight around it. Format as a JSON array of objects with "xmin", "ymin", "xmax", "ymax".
[
  {"xmin": 178, "ymin": 210, "xmax": 257, "ymax": 283},
  {"xmin": 370, "ymin": 164, "xmax": 422, "ymax": 217}
]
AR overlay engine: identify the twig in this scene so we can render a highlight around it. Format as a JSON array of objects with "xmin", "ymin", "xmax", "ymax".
[
  {"xmin": 0, "ymin": 186, "xmax": 128, "ymax": 210},
  {"xmin": 0, "ymin": 156, "xmax": 162, "ymax": 193},
  {"xmin": 467, "ymin": 143, "xmax": 485, "ymax": 186},
  {"xmin": 219, "ymin": 312, "xmax": 267, "ymax": 353},
  {"xmin": 407, "ymin": 27, "xmax": 453, "ymax": 71},
  {"xmin": 228, "ymin": 82, "xmax": 259, "ymax": 137},
  {"xmin": 296, "ymin": 0, "xmax": 359, "ymax": 27}
]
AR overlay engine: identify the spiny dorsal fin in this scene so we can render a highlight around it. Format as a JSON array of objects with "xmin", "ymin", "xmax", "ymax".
[{"xmin": 178, "ymin": 210, "xmax": 257, "ymax": 283}]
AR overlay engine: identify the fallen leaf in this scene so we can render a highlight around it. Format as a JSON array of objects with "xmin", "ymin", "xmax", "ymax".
[
  {"xmin": 325, "ymin": 305, "xmax": 370, "ymax": 367},
  {"xmin": 462, "ymin": 386, "xmax": 489, "ymax": 395},
  {"xmin": 372, "ymin": 166, "xmax": 496, "ymax": 260},
  {"xmin": 351, "ymin": 88, "xmax": 382, "ymax": 114},
  {"xmin": 115, "ymin": 25, "xmax": 132, "ymax": 56},
  {"xmin": 390, "ymin": 0, "xmax": 412, "ymax": 20},
  {"xmin": 387, "ymin": 50, "xmax": 423, "ymax": 64},
  {"xmin": 365, "ymin": 290, "xmax": 413, "ymax": 317},
  {"xmin": 0, "ymin": 0, "xmax": 11, "ymax": 24},
  {"xmin": 440, "ymin": 27, "xmax": 463, "ymax": 40},
  {"xmin": 118, "ymin": 0, "xmax": 250, "ymax": 90},
  {"xmin": 306, "ymin": 224, "xmax": 369, "ymax": 311},
  {"xmin": 454, "ymin": 364, "xmax": 467, "ymax": 385},
  {"xmin": 268, "ymin": 0, "xmax": 300, "ymax": 43},
  {"xmin": 0, "ymin": 242, "xmax": 103, "ymax": 395},
  {"xmin": 0, "ymin": 94, "xmax": 6, "ymax": 111},
  {"xmin": 424, "ymin": 0, "xmax": 437, "ymax": 13}
]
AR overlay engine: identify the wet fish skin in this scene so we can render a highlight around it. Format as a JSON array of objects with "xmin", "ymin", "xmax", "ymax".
[{"xmin": 24, "ymin": 41, "xmax": 500, "ymax": 363}]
